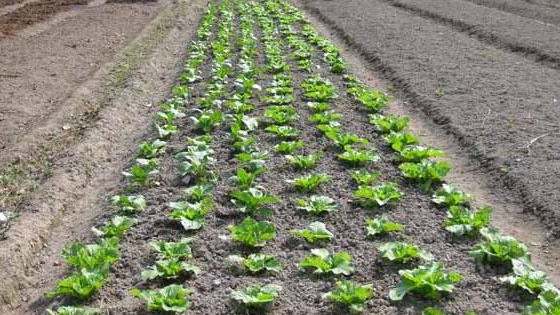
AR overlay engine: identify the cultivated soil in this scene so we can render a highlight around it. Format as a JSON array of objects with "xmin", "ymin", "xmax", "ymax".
[
  {"xmin": 298, "ymin": 0, "xmax": 560, "ymax": 237},
  {"xmin": 2, "ymin": 0, "xmax": 560, "ymax": 314}
]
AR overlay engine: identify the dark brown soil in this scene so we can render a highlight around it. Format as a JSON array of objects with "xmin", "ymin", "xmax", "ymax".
[
  {"xmin": 41, "ymin": 3, "xmax": 539, "ymax": 314},
  {"xmin": 298, "ymin": 0, "xmax": 560, "ymax": 237},
  {"xmin": 0, "ymin": 0, "xmax": 89, "ymax": 36},
  {"xmin": 0, "ymin": 0, "xmax": 24, "ymax": 9},
  {"xmin": 106, "ymin": 0, "xmax": 157, "ymax": 4}
]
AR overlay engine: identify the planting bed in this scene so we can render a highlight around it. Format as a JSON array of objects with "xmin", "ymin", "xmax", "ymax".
[{"xmin": 10, "ymin": 0, "xmax": 560, "ymax": 315}]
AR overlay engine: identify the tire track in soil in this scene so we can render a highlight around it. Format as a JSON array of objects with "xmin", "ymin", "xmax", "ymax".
[
  {"xmin": 378, "ymin": 0, "xmax": 560, "ymax": 71},
  {"xmin": 295, "ymin": 0, "xmax": 560, "ymax": 241}
]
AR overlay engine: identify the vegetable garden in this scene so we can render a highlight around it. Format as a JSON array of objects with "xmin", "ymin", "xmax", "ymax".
[{"xmin": 41, "ymin": 0, "xmax": 560, "ymax": 314}]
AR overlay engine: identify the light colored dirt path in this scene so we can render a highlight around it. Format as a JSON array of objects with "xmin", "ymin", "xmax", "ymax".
[{"xmin": 0, "ymin": 0, "xmax": 210, "ymax": 312}]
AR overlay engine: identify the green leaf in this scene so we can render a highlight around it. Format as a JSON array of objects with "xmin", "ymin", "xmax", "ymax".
[
  {"xmin": 338, "ymin": 146, "xmax": 379, "ymax": 166},
  {"xmin": 286, "ymin": 152, "xmax": 322, "ymax": 170},
  {"xmin": 350, "ymin": 169, "xmax": 379, "ymax": 186},
  {"xmin": 384, "ymin": 131, "xmax": 419, "ymax": 152},
  {"xmin": 92, "ymin": 215, "xmax": 134, "ymax": 239},
  {"xmin": 169, "ymin": 199, "xmax": 212, "ymax": 231},
  {"xmin": 369, "ymin": 114, "xmax": 408, "ymax": 133},
  {"xmin": 399, "ymin": 160, "xmax": 451, "ymax": 192},
  {"xmin": 110, "ymin": 194, "xmax": 146, "ymax": 213},
  {"xmin": 500, "ymin": 259, "xmax": 553, "ymax": 295},
  {"xmin": 228, "ymin": 253, "xmax": 282, "ymax": 273},
  {"xmin": 290, "ymin": 221, "xmax": 334, "ymax": 243},
  {"xmin": 389, "ymin": 262, "xmax": 463, "ymax": 301},
  {"xmin": 469, "ymin": 228, "xmax": 530, "ymax": 267},
  {"xmin": 230, "ymin": 187, "xmax": 279, "ymax": 216},
  {"xmin": 287, "ymin": 173, "xmax": 331, "ymax": 193},
  {"xmin": 231, "ymin": 284, "xmax": 282, "ymax": 308},
  {"xmin": 353, "ymin": 182, "xmax": 403, "ymax": 207},
  {"xmin": 46, "ymin": 306, "xmax": 100, "ymax": 315},
  {"xmin": 523, "ymin": 289, "xmax": 560, "ymax": 315},
  {"xmin": 274, "ymin": 140, "xmax": 304, "ymax": 154},
  {"xmin": 265, "ymin": 125, "xmax": 299, "ymax": 140},
  {"xmin": 229, "ymin": 217, "xmax": 276, "ymax": 247},
  {"xmin": 300, "ymin": 248, "xmax": 353, "ymax": 275},
  {"xmin": 295, "ymin": 195, "xmax": 338, "ymax": 215},
  {"xmin": 444, "ymin": 206, "xmax": 491, "ymax": 236},
  {"xmin": 131, "ymin": 284, "xmax": 193, "ymax": 313},
  {"xmin": 378, "ymin": 241, "xmax": 433, "ymax": 264},
  {"xmin": 322, "ymin": 280, "xmax": 373, "ymax": 314},
  {"xmin": 431, "ymin": 184, "xmax": 473, "ymax": 207},
  {"xmin": 398, "ymin": 145, "xmax": 445, "ymax": 163},
  {"xmin": 325, "ymin": 130, "xmax": 368, "ymax": 148},
  {"xmin": 365, "ymin": 215, "xmax": 404, "ymax": 237}
]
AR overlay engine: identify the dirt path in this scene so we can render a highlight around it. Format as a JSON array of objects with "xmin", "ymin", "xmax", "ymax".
[
  {"xmin": 0, "ymin": 0, "xmax": 210, "ymax": 312},
  {"xmin": 298, "ymin": 0, "xmax": 560, "ymax": 239}
]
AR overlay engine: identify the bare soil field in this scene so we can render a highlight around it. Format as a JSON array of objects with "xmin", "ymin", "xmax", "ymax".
[{"xmin": 1, "ymin": 0, "xmax": 560, "ymax": 314}]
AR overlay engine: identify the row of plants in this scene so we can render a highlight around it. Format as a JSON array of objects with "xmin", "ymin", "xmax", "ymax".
[
  {"xmin": 42, "ymin": 3, "xmax": 223, "ymax": 314},
  {"xmin": 271, "ymin": 0, "xmax": 560, "ymax": 314},
  {"xmin": 222, "ymin": 2, "xmax": 287, "ymax": 310},
  {"xmin": 129, "ymin": 1, "xmax": 239, "ymax": 313}
]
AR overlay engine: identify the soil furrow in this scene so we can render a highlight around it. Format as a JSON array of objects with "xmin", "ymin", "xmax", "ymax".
[
  {"xmin": 379, "ymin": 0, "xmax": 560, "ymax": 71},
  {"xmin": 462, "ymin": 0, "xmax": 560, "ymax": 26},
  {"xmin": 296, "ymin": 0, "xmax": 560, "ymax": 239}
]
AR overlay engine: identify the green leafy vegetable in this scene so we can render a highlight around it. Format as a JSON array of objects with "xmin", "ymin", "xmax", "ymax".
[
  {"xmin": 138, "ymin": 139, "xmax": 167, "ymax": 158},
  {"xmin": 365, "ymin": 215, "xmax": 404, "ymax": 237},
  {"xmin": 384, "ymin": 131, "xmax": 419, "ymax": 152},
  {"xmin": 295, "ymin": 195, "xmax": 338, "ymax": 215},
  {"xmin": 169, "ymin": 198, "xmax": 213, "ymax": 231},
  {"xmin": 299, "ymin": 248, "xmax": 353, "ymax": 275},
  {"xmin": 389, "ymin": 262, "xmax": 463, "ymax": 301},
  {"xmin": 322, "ymin": 280, "xmax": 373, "ymax": 314},
  {"xmin": 523, "ymin": 289, "xmax": 560, "ymax": 315},
  {"xmin": 110, "ymin": 194, "xmax": 146, "ymax": 213},
  {"xmin": 469, "ymin": 228, "xmax": 530, "ymax": 267},
  {"xmin": 290, "ymin": 221, "xmax": 334, "ymax": 243},
  {"xmin": 353, "ymin": 182, "xmax": 403, "ymax": 207},
  {"xmin": 231, "ymin": 284, "xmax": 282, "ymax": 309},
  {"xmin": 265, "ymin": 125, "xmax": 299, "ymax": 139},
  {"xmin": 501, "ymin": 259, "xmax": 553, "ymax": 295},
  {"xmin": 286, "ymin": 152, "xmax": 322, "ymax": 170},
  {"xmin": 351, "ymin": 169, "xmax": 379, "ymax": 186},
  {"xmin": 399, "ymin": 160, "xmax": 451, "ymax": 192},
  {"xmin": 228, "ymin": 253, "xmax": 282, "ymax": 273},
  {"xmin": 325, "ymin": 130, "xmax": 368, "ymax": 148},
  {"xmin": 230, "ymin": 187, "xmax": 280, "ymax": 216},
  {"xmin": 229, "ymin": 217, "xmax": 276, "ymax": 247},
  {"xmin": 46, "ymin": 306, "xmax": 100, "ymax": 315},
  {"xmin": 338, "ymin": 146, "xmax": 379, "ymax": 166},
  {"xmin": 444, "ymin": 206, "xmax": 491, "ymax": 236},
  {"xmin": 432, "ymin": 184, "xmax": 473, "ymax": 207},
  {"xmin": 378, "ymin": 241, "xmax": 433, "ymax": 264},
  {"xmin": 398, "ymin": 145, "xmax": 445, "ymax": 162},
  {"xmin": 369, "ymin": 114, "xmax": 409, "ymax": 133},
  {"xmin": 274, "ymin": 140, "xmax": 304, "ymax": 154},
  {"xmin": 130, "ymin": 284, "xmax": 193, "ymax": 313},
  {"xmin": 287, "ymin": 173, "xmax": 331, "ymax": 193},
  {"xmin": 92, "ymin": 215, "xmax": 134, "ymax": 239}
]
